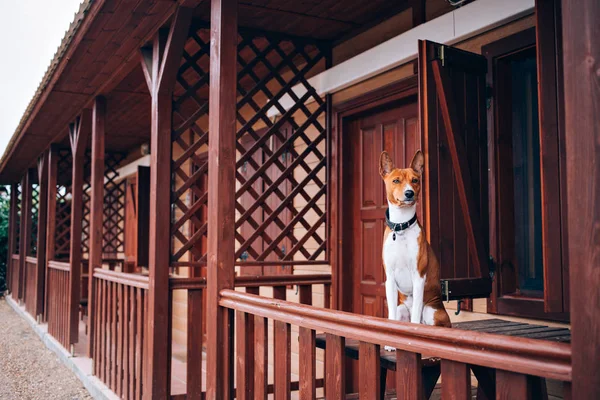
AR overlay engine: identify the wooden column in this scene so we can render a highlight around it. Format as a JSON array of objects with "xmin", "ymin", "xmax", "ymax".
[
  {"xmin": 561, "ymin": 0, "xmax": 600, "ymax": 398},
  {"xmin": 140, "ymin": 6, "xmax": 192, "ymax": 398},
  {"xmin": 68, "ymin": 111, "xmax": 91, "ymax": 347},
  {"xmin": 44, "ymin": 145, "xmax": 58, "ymax": 321},
  {"xmin": 87, "ymin": 96, "xmax": 106, "ymax": 357},
  {"xmin": 206, "ymin": 0, "xmax": 237, "ymax": 398},
  {"xmin": 7, "ymin": 182, "xmax": 19, "ymax": 294},
  {"xmin": 18, "ymin": 169, "xmax": 34, "ymax": 300},
  {"xmin": 35, "ymin": 151, "xmax": 49, "ymax": 318}
]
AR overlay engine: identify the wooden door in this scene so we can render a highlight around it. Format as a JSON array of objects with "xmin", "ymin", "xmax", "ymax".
[{"xmin": 347, "ymin": 100, "xmax": 420, "ymax": 319}]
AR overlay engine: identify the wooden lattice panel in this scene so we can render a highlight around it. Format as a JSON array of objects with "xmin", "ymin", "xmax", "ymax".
[
  {"xmin": 102, "ymin": 153, "xmax": 126, "ymax": 256},
  {"xmin": 14, "ymin": 184, "xmax": 21, "ymax": 254},
  {"xmin": 171, "ymin": 25, "xmax": 330, "ymax": 269},
  {"xmin": 54, "ymin": 149, "xmax": 72, "ymax": 259},
  {"xmin": 30, "ymin": 184, "xmax": 39, "ymax": 256}
]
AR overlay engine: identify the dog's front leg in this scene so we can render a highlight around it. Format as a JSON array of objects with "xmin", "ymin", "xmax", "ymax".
[
  {"xmin": 384, "ymin": 277, "xmax": 398, "ymax": 352},
  {"xmin": 410, "ymin": 274, "xmax": 425, "ymax": 324}
]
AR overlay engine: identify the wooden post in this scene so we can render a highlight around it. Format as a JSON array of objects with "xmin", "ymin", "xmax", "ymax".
[
  {"xmin": 206, "ymin": 0, "xmax": 237, "ymax": 398},
  {"xmin": 7, "ymin": 182, "xmax": 19, "ymax": 294},
  {"xmin": 561, "ymin": 0, "xmax": 600, "ymax": 398},
  {"xmin": 18, "ymin": 169, "xmax": 34, "ymax": 301},
  {"xmin": 140, "ymin": 6, "xmax": 192, "ymax": 398},
  {"xmin": 44, "ymin": 146, "xmax": 58, "ymax": 321},
  {"xmin": 68, "ymin": 110, "xmax": 91, "ymax": 347},
  {"xmin": 87, "ymin": 96, "xmax": 106, "ymax": 357},
  {"xmin": 35, "ymin": 151, "xmax": 49, "ymax": 318}
]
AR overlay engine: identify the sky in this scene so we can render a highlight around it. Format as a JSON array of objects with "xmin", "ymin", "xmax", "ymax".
[{"xmin": 0, "ymin": 0, "xmax": 83, "ymax": 158}]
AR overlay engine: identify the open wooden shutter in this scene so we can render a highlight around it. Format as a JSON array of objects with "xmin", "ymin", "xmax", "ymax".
[{"xmin": 418, "ymin": 40, "xmax": 492, "ymax": 300}]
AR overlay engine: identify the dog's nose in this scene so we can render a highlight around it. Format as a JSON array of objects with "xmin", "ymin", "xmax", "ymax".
[{"xmin": 404, "ymin": 190, "xmax": 414, "ymax": 199}]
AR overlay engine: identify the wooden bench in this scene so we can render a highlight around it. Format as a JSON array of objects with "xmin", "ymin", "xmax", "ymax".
[{"xmin": 315, "ymin": 318, "xmax": 570, "ymax": 399}]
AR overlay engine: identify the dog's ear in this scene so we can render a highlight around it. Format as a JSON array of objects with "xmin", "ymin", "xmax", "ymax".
[
  {"xmin": 410, "ymin": 150, "xmax": 424, "ymax": 176},
  {"xmin": 379, "ymin": 151, "xmax": 394, "ymax": 178}
]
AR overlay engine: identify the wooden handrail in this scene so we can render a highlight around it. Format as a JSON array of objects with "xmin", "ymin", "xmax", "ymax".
[
  {"xmin": 219, "ymin": 290, "xmax": 571, "ymax": 381},
  {"xmin": 25, "ymin": 256, "xmax": 37, "ymax": 264},
  {"xmin": 11, "ymin": 253, "xmax": 20, "ymax": 260},
  {"xmin": 168, "ymin": 274, "xmax": 332, "ymax": 290},
  {"xmin": 93, "ymin": 268, "xmax": 149, "ymax": 289},
  {"xmin": 48, "ymin": 260, "xmax": 70, "ymax": 271}
]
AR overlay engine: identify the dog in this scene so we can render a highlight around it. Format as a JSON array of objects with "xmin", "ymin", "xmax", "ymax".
[{"xmin": 380, "ymin": 150, "xmax": 451, "ymax": 342}]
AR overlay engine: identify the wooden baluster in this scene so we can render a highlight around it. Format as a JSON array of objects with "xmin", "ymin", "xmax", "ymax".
[
  {"xmin": 326, "ymin": 334, "xmax": 345, "ymax": 398},
  {"xmin": 236, "ymin": 287, "xmax": 257, "ymax": 400},
  {"xmin": 123, "ymin": 285, "xmax": 129, "ymax": 399},
  {"xmin": 101, "ymin": 279, "xmax": 108, "ymax": 383},
  {"xmin": 496, "ymin": 370, "xmax": 531, "ymax": 400},
  {"xmin": 188, "ymin": 288, "xmax": 204, "ymax": 400},
  {"xmin": 44, "ymin": 147, "xmax": 58, "ymax": 322},
  {"xmin": 273, "ymin": 286, "xmax": 291, "ymax": 400},
  {"xmin": 254, "ymin": 313, "xmax": 268, "ymax": 400},
  {"xmin": 359, "ymin": 342, "xmax": 381, "ymax": 400},
  {"xmin": 396, "ymin": 351, "xmax": 423, "ymax": 400},
  {"xmin": 298, "ymin": 285, "xmax": 315, "ymax": 400},
  {"xmin": 117, "ymin": 283, "xmax": 124, "ymax": 396},
  {"xmin": 441, "ymin": 359, "xmax": 471, "ymax": 400},
  {"xmin": 323, "ymin": 283, "xmax": 331, "ymax": 398},
  {"xmin": 129, "ymin": 284, "xmax": 136, "ymax": 400}
]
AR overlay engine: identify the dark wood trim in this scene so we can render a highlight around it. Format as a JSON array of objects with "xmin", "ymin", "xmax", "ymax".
[
  {"xmin": 7, "ymin": 182, "xmax": 19, "ymax": 294},
  {"xmin": 44, "ymin": 145, "xmax": 58, "ymax": 321},
  {"xmin": 87, "ymin": 96, "xmax": 106, "ymax": 357},
  {"xmin": 535, "ymin": 0, "xmax": 566, "ymax": 314},
  {"xmin": 331, "ymin": 75, "xmax": 418, "ymax": 313},
  {"xmin": 483, "ymin": 26, "xmax": 569, "ymax": 321},
  {"xmin": 144, "ymin": 5, "xmax": 193, "ymax": 398},
  {"xmin": 18, "ymin": 170, "xmax": 33, "ymax": 300},
  {"xmin": 561, "ymin": 0, "xmax": 600, "ymax": 397},
  {"xmin": 206, "ymin": 0, "xmax": 237, "ymax": 398},
  {"xmin": 35, "ymin": 151, "xmax": 49, "ymax": 317},
  {"xmin": 68, "ymin": 109, "xmax": 91, "ymax": 346}
]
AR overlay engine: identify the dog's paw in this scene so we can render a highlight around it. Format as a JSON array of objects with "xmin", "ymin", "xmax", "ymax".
[{"xmin": 384, "ymin": 345, "xmax": 396, "ymax": 352}]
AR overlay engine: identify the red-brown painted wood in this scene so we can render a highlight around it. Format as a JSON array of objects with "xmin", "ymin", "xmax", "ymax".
[
  {"xmin": 35, "ymin": 152, "xmax": 49, "ymax": 318},
  {"xmin": 496, "ymin": 369, "xmax": 530, "ymax": 400},
  {"xmin": 6, "ymin": 183, "xmax": 19, "ymax": 295},
  {"xmin": 18, "ymin": 170, "xmax": 33, "ymax": 301},
  {"xmin": 254, "ymin": 313, "xmax": 268, "ymax": 400},
  {"xmin": 561, "ymin": 0, "xmax": 600, "ymax": 398},
  {"xmin": 44, "ymin": 146, "xmax": 58, "ymax": 321},
  {"xmin": 187, "ymin": 289, "xmax": 204, "ymax": 400},
  {"xmin": 441, "ymin": 359, "xmax": 471, "ymax": 400},
  {"xmin": 298, "ymin": 285, "xmax": 316, "ymax": 399},
  {"xmin": 88, "ymin": 96, "xmax": 105, "ymax": 357},
  {"xmin": 359, "ymin": 342, "xmax": 381, "ymax": 400},
  {"xmin": 205, "ymin": 0, "xmax": 237, "ymax": 398},
  {"xmin": 326, "ymin": 334, "xmax": 345, "ymax": 399},
  {"xmin": 396, "ymin": 350, "xmax": 422, "ymax": 400}
]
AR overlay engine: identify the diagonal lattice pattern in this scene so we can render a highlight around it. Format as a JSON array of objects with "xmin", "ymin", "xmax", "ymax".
[
  {"xmin": 30, "ymin": 184, "xmax": 39, "ymax": 256},
  {"xmin": 102, "ymin": 152, "xmax": 127, "ymax": 256},
  {"xmin": 170, "ymin": 25, "xmax": 330, "ymax": 269},
  {"xmin": 55, "ymin": 149, "xmax": 73, "ymax": 259}
]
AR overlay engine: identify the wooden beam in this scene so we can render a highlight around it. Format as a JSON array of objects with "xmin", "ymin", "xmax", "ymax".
[
  {"xmin": 87, "ymin": 96, "xmax": 106, "ymax": 357},
  {"xmin": 68, "ymin": 109, "xmax": 91, "ymax": 347},
  {"xmin": 44, "ymin": 146, "xmax": 58, "ymax": 321},
  {"xmin": 35, "ymin": 151, "xmax": 49, "ymax": 317},
  {"xmin": 206, "ymin": 0, "xmax": 237, "ymax": 398},
  {"xmin": 18, "ymin": 169, "xmax": 34, "ymax": 300},
  {"xmin": 143, "ymin": 5, "xmax": 193, "ymax": 398},
  {"xmin": 7, "ymin": 183, "xmax": 19, "ymax": 294},
  {"xmin": 561, "ymin": 0, "xmax": 600, "ymax": 398}
]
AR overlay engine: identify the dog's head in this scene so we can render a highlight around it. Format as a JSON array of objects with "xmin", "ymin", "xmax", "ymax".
[{"xmin": 379, "ymin": 150, "xmax": 424, "ymax": 208}]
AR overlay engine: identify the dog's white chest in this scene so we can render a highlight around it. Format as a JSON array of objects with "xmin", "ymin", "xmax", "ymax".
[{"xmin": 383, "ymin": 225, "xmax": 421, "ymax": 295}]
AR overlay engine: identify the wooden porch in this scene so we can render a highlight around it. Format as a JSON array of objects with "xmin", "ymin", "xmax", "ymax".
[{"xmin": 1, "ymin": 0, "xmax": 598, "ymax": 399}]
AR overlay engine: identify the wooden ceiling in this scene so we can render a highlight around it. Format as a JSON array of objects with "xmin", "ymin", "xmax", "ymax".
[{"xmin": 0, "ymin": 0, "xmax": 412, "ymax": 183}]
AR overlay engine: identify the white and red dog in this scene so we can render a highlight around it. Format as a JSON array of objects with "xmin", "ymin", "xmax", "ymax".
[{"xmin": 380, "ymin": 150, "xmax": 451, "ymax": 340}]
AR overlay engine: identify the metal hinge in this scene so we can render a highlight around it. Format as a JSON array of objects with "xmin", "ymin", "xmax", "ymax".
[
  {"xmin": 437, "ymin": 45, "xmax": 446, "ymax": 67},
  {"xmin": 240, "ymin": 251, "xmax": 249, "ymax": 261},
  {"xmin": 441, "ymin": 280, "xmax": 450, "ymax": 303},
  {"xmin": 489, "ymin": 256, "xmax": 496, "ymax": 279}
]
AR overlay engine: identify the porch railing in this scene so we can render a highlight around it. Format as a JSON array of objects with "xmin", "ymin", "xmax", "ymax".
[
  {"xmin": 168, "ymin": 274, "xmax": 332, "ymax": 399},
  {"xmin": 47, "ymin": 260, "xmax": 71, "ymax": 348},
  {"xmin": 9, "ymin": 254, "xmax": 20, "ymax": 296},
  {"xmin": 220, "ymin": 291, "xmax": 572, "ymax": 399},
  {"xmin": 24, "ymin": 256, "xmax": 37, "ymax": 316},
  {"xmin": 92, "ymin": 269, "xmax": 148, "ymax": 400}
]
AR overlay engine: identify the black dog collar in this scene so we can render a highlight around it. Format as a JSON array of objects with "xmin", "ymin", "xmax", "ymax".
[{"xmin": 385, "ymin": 209, "xmax": 417, "ymax": 240}]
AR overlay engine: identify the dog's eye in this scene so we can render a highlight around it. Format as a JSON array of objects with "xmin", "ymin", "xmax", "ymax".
[
  {"xmin": 411, "ymin": 178, "xmax": 419, "ymax": 184},
  {"xmin": 393, "ymin": 179, "xmax": 400, "ymax": 184}
]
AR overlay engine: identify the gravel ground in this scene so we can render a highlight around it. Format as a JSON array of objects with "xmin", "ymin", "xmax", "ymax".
[{"xmin": 0, "ymin": 297, "xmax": 93, "ymax": 400}]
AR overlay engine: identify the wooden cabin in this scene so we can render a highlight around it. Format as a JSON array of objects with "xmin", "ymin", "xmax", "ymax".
[{"xmin": 1, "ymin": 0, "xmax": 597, "ymax": 398}]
